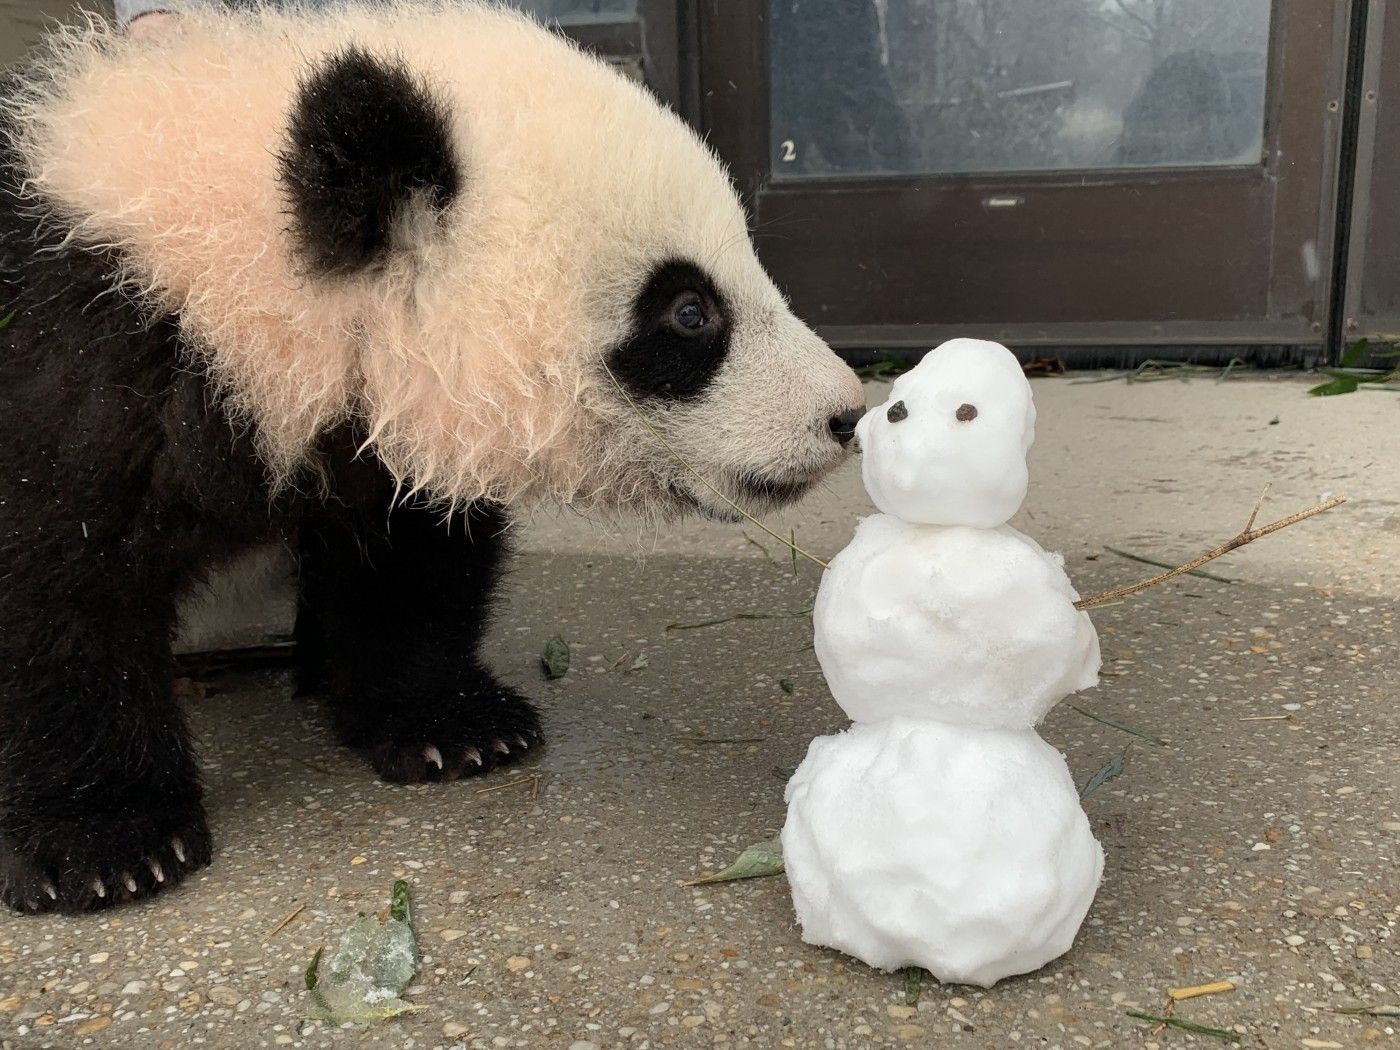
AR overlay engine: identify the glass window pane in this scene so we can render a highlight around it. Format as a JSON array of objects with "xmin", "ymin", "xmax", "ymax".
[
  {"xmin": 769, "ymin": 0, "xmax": 1272, "ymax": 179},
  {"xmin": 511, "ymin": 0, "xmax": 637, "ymax": 26}
]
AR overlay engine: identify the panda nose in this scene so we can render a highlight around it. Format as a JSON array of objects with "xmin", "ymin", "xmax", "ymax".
[{"xmin": 827, "ymin": 407, "xmax": 866, "ymax": 446}]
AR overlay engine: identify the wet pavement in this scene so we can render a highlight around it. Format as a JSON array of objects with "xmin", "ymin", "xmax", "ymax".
[{"xmin": 1, "ymin": 374, "xmax": 1396, "ymax": 1048}]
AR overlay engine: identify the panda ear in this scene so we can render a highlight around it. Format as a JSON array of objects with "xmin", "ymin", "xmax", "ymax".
[{"xmin": 279, "ymin": 47, "xmax": 461, "ymax": 277}]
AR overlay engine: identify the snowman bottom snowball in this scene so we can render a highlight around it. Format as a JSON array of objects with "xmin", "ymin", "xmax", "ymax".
[{"xmin": 781, "ymin": 719, "xmax": 1104, "ymax": 987}]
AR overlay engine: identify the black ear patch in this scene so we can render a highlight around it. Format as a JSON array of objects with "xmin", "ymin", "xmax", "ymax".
[
  {"xmin": 606, "ymin": 260, "xmax": 731, "ymax": 402},
  {"xmin": 279, "ymin": 47, "xmax": 460, "ymax": 277}
]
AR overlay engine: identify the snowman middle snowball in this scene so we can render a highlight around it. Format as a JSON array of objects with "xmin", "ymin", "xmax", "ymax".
[{"xmin": 783, "ymin": 338, "xmax": 1105, "ymax": 987}]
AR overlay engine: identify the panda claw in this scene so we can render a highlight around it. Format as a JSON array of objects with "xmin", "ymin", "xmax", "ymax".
[
  {"xmin": 511, "ymin": 734, "xmax": 530, "ymax": 750},
  {"xmin": 464, "ymin": 747, "xmax": 483, "ymax": 767},
  {"xmin": 492, "ymin": 739, "xmax": 510, "ymax": 756},
  {"xmin": 171, "ymin": 837, "xmax": 187, "ymax": 864},
  {"xmin": 149, "ymin": 859, "xmax": 166, "ymax": 883},
  {"xmin": 122, "ymin": 872, "xmax": 138, "ymax": 894},
  {"xmin": 91, "ymin": 878, "xmax": 107, "ymax": 899},
  {"xmin": 424, "ymin": 745, "xmax": 444, "ymax": 770},
  {"xmin": 42, "ymin": 880, "xmax": 58, "ymax": 901}
]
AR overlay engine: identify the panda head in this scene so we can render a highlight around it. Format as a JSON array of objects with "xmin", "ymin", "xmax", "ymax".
[
  {"xmin": 239, "ymin": 5, "xmax": 864, "ymax": 518},
  {"xmin": 8, "ymin": 4, "xmax": 863, "ymax": 518}
]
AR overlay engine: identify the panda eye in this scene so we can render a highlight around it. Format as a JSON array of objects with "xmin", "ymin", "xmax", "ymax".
[
  {"xmin": 670, "ymin": 294, "xmax": 708, "ymax": 334},
  {"xmin": 886, "ymin": 400, "xmax": 908, "ymax": 423}
]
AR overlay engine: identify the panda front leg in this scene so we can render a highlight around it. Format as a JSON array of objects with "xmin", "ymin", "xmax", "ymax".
[
  {"xmin": 297, "ymin": 500, "xmax": 541, "ymax": 783},
  {"xmin": 0, "ymin": 556, "xmax": 211, "ymax": 913}
]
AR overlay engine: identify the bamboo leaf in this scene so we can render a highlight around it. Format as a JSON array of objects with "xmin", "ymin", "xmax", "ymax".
[
  {"xmin": 901, "ymin": 967, "xmax": 924, "ymax": 1005},
  {"xmin": 666, "ymin": 609, "xmax": 812, "ymax": 631},
  {"xmin": 1079, "ymin": 754, "xmax": 1126, "ymax": 799},
  {"xmin": 1330, "ymin": 1004, "xmax": 1400, "ymax": 1017},
  {"xmin": 1071, "ymin": 706, "xmax": 1168, "ymax": 746},
  {"xmin": 305, "ymin": 880, "xmax": 421, "ymax": 1024},
  {"xmin": 1125, "ymin": 1011, "xmax": 1241, "ymax": 1043},
  {"xmin": 1309, "ymin": 376, "xmax": 1360, "ymax": 397},
  {"xmin": 684, "ymin": 839, "xmax": 784, "ymax": 885},
  {"xmin": 541, "ymin": 636, "xmax": 570, "ymax": 679}
]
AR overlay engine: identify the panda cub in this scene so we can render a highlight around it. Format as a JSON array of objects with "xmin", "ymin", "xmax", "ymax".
[{"xmin": 0, "ymin": 3, "xmax": 865, "ymax": 913}]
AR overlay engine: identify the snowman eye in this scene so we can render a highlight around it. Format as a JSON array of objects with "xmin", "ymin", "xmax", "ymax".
[
  {"xmin": 886, "ymin": 400, "xmax": 909, "ymax": 423},
  {"xmin": 955, "ymin": 403, "xmax": 978, "ymax": 422}
]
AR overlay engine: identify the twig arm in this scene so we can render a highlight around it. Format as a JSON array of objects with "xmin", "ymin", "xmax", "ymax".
[{"xmin": 1075, "ymin": 496, "xmax": 1347, "ymax": 610}]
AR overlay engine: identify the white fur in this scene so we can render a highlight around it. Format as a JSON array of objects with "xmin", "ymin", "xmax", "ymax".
[{"xmin": 5, "ymin": 2, "xmax": 861, "ymax": 514}]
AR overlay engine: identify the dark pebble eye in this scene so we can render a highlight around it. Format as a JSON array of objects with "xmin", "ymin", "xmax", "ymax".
[
  {"xmin": 956, "ymin": 403, "xmax": 978, "ymax": 421},
  {"xmin": 673, "ymin": 298, "xmax": 707, "ymax": 332},
  {"xmin": 886, "ymin": 400, "xmax": 908, "ymax": 423}
]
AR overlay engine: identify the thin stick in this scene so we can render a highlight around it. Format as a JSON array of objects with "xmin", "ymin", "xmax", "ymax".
[
  {"xmin": 263, "ymin": 903, "xmax": 306, "ymax": 942},
  {"xmin": 1243, "ymin": 483, "xmax": 1271, "ymax": 533},
  {"xmin": 474, "ymin": 773, "xmax": 541, "ymax": 798},
  {"xmin": 602, "ymin": 364, "xmax": 830, "ymax": 570},
  {"xmin": 1076, "ymin": 496, "xmax": 1347, "ymax": 610}
]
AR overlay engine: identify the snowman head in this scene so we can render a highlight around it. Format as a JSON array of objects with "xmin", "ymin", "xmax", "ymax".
[{"xmin": 856, "ymin": 339, "xmax": 1036, "ymax": 528}]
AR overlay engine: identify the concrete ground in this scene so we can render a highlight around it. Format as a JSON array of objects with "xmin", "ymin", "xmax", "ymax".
[{"xmin": 1, "ymin": 374, "xmax": 1396, "ymax": 1049}]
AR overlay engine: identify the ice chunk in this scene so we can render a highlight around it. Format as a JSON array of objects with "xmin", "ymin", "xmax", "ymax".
[
  {"xmin": 814, "ymin": 515, "xmax": 1099, "ymax": 727},
  {"xmin": 781, "ymin": 719, "xmax": 1103, "ymax": 987},
  {"xmin": 857, "ymin": 338, "xmax": 1035, "ymax": 529}
]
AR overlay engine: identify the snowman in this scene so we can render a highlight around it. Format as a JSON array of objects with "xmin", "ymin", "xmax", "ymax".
[{"xmin": 781, "ymin": 338, "xmax": 1105, "ymax": 988}]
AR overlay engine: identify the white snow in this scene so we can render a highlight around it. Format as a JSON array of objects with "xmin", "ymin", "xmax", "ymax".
[
  {"xmin": 784, "ymin": 337, "xmax": 1104, "ymax": 988},
  {"xmin": 813, "ymin": 515, "xmax": 1100, "ymax": 728},
  {"xmin": 782, "ymin": 719, "xmax": 1104, "ymax": 986},
  {"xmin": 856, "ymin": 338, "xmax": 1036, "ymax": 529}
]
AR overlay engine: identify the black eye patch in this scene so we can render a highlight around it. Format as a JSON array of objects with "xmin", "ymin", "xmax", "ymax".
[
  {"xmin": 886, "ymin": 400, "xmax": 908, "ymax": 422},
  {"xmin": 605, "ymin": 260, "xmax": 730, "ymax": 401}
]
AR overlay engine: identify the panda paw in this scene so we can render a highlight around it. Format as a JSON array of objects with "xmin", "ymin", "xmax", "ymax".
[
  {"xmin": 0, "ymin": 801, "xmax": 211, "ymax": 914},
  {"xmin": 359, "ymin": 687, "xmax": 544, "ymax": 784}
]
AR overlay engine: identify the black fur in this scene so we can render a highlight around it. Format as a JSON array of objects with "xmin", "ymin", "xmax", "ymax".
[
  {"xmin": 0, "ymin": 125, "xmax": 533, "ymax": 914},
  {"xmin": 279, "ymin": 47, "xmax": 460, "ymax": 276},
  {"xmin": 606, "ymin": 259, "xmax": 732, "ymax": 401}
]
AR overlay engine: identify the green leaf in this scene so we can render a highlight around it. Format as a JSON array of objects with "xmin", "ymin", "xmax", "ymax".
[
  {"xmin": 540, "ymin": 636, "xmax": 570, "ymax": 680},
  {"xmin": 1330, "ymin": 1004, "xmax": 1400, "ymax": 1017},
  {"xmin": 779, "ymin": 678, "xmax": 795, "ymax": 694},
  {"xmin": 1126, "ymin": 1011, "xmax": 1241, "ymax": 1043},
  {"xmin": 1321, "ymin": 367, "xmax": 1391, "ymax": 383},
  {"xmin": 305, "ymin": 946, "xmax": 324, "ymax": 990},
  {"xmin": 306, "ymin": 880, "xmax": 421, "ymax": 1024},
  {"xmin": 1070, "ymin": 706, "xmax": 1168, "ymax": 747},
  {"xmin": 666, "ymin": 609, "xmax": 812, "ymax": 631},
  {"xmin": 1341, "ymin": 338, "xmax": 1370, "ymax": 367},
  {"xmin": 685, "ymin": 839, "xmax": 784, "ymax": 885},
  {"xmin": 628, "ymin": 652, "xmax": 649, "ymax": 672},
  {"xmin": 901, "ymin": 967, "xmax": 924, "ymax": 1005},
  {"xmin": 1079, "ymin": 754, "xmax": 1126, "ymax": 799},
  {"xmin": 0, "ymin": 310, "xmax": 14, "ymax": 330},
  {"xmin": 1309, "ymin": 376, "xmax": 1360, "ymax": 397},
  {"xmin": 389, "ymin": 877, "xmax": 411, "ymax": 922}
]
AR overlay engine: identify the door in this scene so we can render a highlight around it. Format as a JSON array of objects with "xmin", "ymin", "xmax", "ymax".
[
  {"xmin": 699, "ymin": 0, "xmax": 1354, "ymax": 364},
  {"xmin": 1342, "ymin": 0, "xmax": 1400, "ymax": 345}
]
